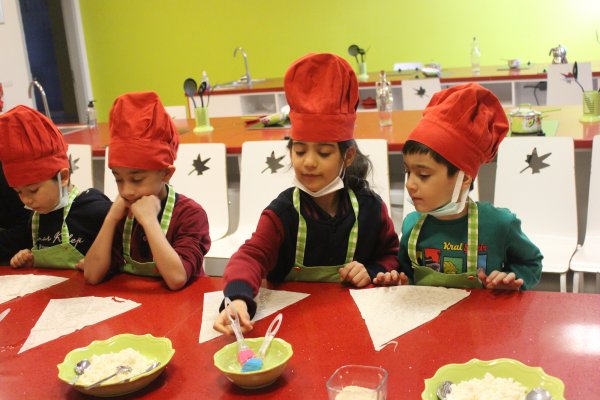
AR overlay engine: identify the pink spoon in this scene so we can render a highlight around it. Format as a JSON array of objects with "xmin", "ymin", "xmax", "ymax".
[{"xmin": 224, "ymin": 297, "xmax": 255, "ymax": 365}]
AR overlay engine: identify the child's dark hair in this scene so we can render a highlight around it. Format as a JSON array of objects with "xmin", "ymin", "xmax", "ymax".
[
  {"xmin": 403, "ymin": 140, "xmax": 474, "ymax": 190},
  {"xmin": 287, "ymin": 139, "xmax": 373, "ymax": 192}
]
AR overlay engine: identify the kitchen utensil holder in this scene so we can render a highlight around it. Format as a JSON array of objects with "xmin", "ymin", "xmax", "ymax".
[{"xmin": 193, "ymin": 107, "xmax": 214, "ymax": 133}]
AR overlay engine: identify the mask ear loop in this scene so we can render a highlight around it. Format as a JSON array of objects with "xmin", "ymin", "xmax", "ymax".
[{"xmin": 450, "ymin": 171, "xmax": 466, "ymax": 203}]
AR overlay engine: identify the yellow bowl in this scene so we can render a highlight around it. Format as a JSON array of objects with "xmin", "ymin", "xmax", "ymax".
[
  {"xmin": 213, "ymin": 338, "xmax": 293, "ymax": 389},
  {"xmin": 57, "ymin": 333, "xmax": 175, "ymax": 397}
]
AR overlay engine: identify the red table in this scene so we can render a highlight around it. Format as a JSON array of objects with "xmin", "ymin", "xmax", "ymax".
[{"xmin": 1, "ymin": 268, "xmax": 599, "ymax": 399}]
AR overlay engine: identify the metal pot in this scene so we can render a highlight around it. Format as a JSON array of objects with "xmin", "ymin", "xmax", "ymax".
[{"xmin": 508, "ymin": 104, "xmax": 542, "ymax": 134}]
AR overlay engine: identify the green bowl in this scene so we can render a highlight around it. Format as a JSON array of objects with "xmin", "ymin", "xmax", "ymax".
[
  {"xmin": 422, "ymin": 358, "xmax": 565, "ymax": 400},
  {"xmin": 57, "ymin": 333, "xmax": 175, "ymax": 397},
  {"xmin": 214, "ymin": 338, "xmax": 293, "ymax": 389}
]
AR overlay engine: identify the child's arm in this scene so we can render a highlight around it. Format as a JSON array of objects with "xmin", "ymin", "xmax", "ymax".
[
  {"xmin": 130, "ymin": 195, "xmax": 187, "ymax": 290},
  {"xmin": 364, "ymin": 202, "xmax": 401, "ymax": 280},
  {"xmin": 84, "ymin": 196, "xmax": 128, "ymax": 285},
  {"xmin": 213, "ymin": 298, "xmax": 254, "ymax": 335}
]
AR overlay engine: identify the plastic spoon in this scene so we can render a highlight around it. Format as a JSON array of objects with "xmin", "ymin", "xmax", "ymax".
[
  {"xmin": 70, "ymin": 359, "xmax": 91, "ymax": 385},
  {"xmin": 241, "ymin": 313, "xmax": 283, "ymax": 372},
  {"xmin": 184, "ymin": 78, "xmax": 198, "ymax": 109},
  {"xmin": 198, "ymin": 81, "xmax": 207, "ymax": 108},
  {"xmin": 224, "ymin": 297, "xmax": 255, "ymax": 365}
]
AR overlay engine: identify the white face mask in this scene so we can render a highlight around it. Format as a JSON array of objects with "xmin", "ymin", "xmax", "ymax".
[
  {"xmin": 24, "ymin": 172, "xmax": 69, "ymax": 212},
  {"xmin": 407, "ymin": 170, "xmax": 468, "ymax": 217},
  {"xmin": 293, "ymin": 161, "xmax": 346, "ymax": 198}
]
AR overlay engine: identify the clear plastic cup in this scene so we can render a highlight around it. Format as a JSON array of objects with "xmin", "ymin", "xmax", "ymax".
[{"xmin": 326, "ymin": 365, "xmax": 388, "ymax": 400}]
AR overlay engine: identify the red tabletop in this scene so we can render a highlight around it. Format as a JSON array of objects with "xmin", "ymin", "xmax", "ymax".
[{"xmin": 1, "ymin": 268, "xmax": 599, "ymax": 399}]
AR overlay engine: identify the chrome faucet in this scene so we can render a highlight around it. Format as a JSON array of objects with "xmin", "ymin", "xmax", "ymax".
[
  {"xmin": 233, "ymin": 47, "xmax": 252, "ymax": 86},
  {"xmin": 28, "ymin": 79, "xmax": 51, "ymax": 120}
]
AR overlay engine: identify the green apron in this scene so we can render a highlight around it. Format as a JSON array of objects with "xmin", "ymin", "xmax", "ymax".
[
  {"xmin": 120, "ymin": 184, "xmax": 175, "ymax": 277},
  {"xmin": 284, "ymin": 187, "xmax": 359, "ymax": 282},
  {"xmin": 31, "ymin": 187, "xmax": 83, "ymax": 269},
  {"xmin": 408, "ymin": 198, "xmax": 483, "ymax": 289}
]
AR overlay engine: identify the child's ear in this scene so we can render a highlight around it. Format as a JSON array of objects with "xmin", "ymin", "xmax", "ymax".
[
  {"xmin": 162, "ymin": 165, "xmax": 176, "ymax": 182},
  {"xmin": 344, "ymin": 145, "xmax": 357, "ymax": 168},
  {"xmin": 462, "ymin": 174, "xmax": 473, "ymax": 191},
  {"xmin": 59, "ymin": 168, "xmax": 70, "ymax": 187}
]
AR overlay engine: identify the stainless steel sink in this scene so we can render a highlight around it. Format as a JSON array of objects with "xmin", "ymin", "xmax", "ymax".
[
  {"xmin": 57, "ymin": 124, "xmax": 89, "ymax": 135},
  {"xmin": 213, "ymin": 78, "xmax": 267, "ymax": 90}
]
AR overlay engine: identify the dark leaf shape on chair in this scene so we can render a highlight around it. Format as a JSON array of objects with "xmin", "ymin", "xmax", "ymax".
[
  {"xmin": 69, "ymin": 154, "xmax": 80, "ymax": 175},
  {"xmin": 520, "ymin": 147, "xmax": 552, "ymax": 174},
  {"xmin": 188, "ymin": 154, "xmax": 211, "ymax": 175},
  {"xmin": 262, "ymin": 151, "xmax": 286, "ymax": 174}
]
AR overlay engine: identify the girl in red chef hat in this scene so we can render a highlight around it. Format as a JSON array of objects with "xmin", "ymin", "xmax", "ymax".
[
  {"xmin": 0, "ymin": 106, "xmax": 112, "ymax": 269},
  {"xmin": 83, "ymin": 92, "xmax": 211, "ymax": 290},
  {"xmin": 214, "ymin": 53, "xmax": 403, "ymax": 335},
  {"xmin": 390, "ymin": 83, "xmax": 542, "ymax": 290}
]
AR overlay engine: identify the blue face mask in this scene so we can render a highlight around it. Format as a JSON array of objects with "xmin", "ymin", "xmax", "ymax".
[
  {"xmin": 24, "ymin": 173, "xmax": 69, "ymax": 213},
  {"xmin": 407, "ymin": 170, "xmax": 468, "ymax": 217}
]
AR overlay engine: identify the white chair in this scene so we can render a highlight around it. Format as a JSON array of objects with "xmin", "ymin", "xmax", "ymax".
[
  {"xmin": 355, "ymin": 139, "xmax": 391, "ymax": 213},
  {"xmin": 494, "ymin": 137, "xmax": 577, "ymax": 292},
  {"xmin": 400, "ymin": 78, "xmax": 442, "ymax": 110},
  {"xmin": 402, "ymin": 176, "xmax": 479, "ymax": 219},
  {"xmin": 170, "ymin": 143, "xmax": 229, "ymax": 240},
  {"xmin": 164, "ymin": 105, "xmax": 187, "ymax": 120},
  {"xmin": 204, "ymin": 140, "xmax": 294, "ymax": 275},
  {"xmin": 546, "ymin": 62, "xmax": 593, "ymax": 106},
  {"xmin": 571, "ymin": 135, "xmax": 600, "ymax": 293},
  {"xmin": 67, "ymin": 144, "xmax": 93, "ymax": 190},
  {"xmin": 103, "ymin": 147, "xmax": 118, "ymax": 200}
]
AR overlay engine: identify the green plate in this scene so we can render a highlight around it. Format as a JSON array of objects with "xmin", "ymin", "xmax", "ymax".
[
  {"xmin": 422, "ymin": 358, "xmax": 565, "ymax": 400},
  {"xmin": 57, "ymin": 333, "xmax": 175, "ymax": 397}
]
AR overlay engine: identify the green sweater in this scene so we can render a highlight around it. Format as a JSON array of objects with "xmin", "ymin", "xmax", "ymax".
[{"xmin": 399, "ymin": 202, "xmax": 543, "ymax": 290}]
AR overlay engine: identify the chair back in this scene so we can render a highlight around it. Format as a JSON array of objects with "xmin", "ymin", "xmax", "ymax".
[
  {"xmin": 171, "ymin": 143, "xmax": 229, "ymax": 240},
  {"xmin": 400, "ymin": 78, "xmax": 442, "ymax": 110},
  {"xmin": 355, "ymin": 139, "xmax": 391, "ymax": 213},
  {"xmin": 164, "ymin": 105, "xmax": 187, "ymax": 120},
  {"xmin": 67, "ymin": 144, "xmax": 93, "ymax": 190},
  {"xmin": 546, "ymin": 62, "xmax": 593, "ymax": 106},
  {"xmin": 584, "ymin": 135, "xmax": 600, "ymax": 240},
  {"xmin": 103, "ymin": 147, "xmax": 118, "ymax": 201}
]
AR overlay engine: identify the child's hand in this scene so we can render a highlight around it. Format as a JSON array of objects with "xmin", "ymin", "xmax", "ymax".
[
  {"xmin": 373, "ymin": 270, "xmax": 409, "ymax": 286},
  {"xmin": 107, "ymin": 196, "xmax": 129, "ymax": 222},
  {"xmin": 10, "ymin": 249, "xmax": 33, "ymax": 268},
  {"xmin": 213, "ymin": 299, "xmax": 254, "ymax": 335},
  {"xmin": 129, "ymin": 195, "xmax": 161, "ymax": 226},
  {"xmin": 75, "ymin": 258, "xmax": 85, "ymax": 271},
  {"xmin": 478, "ymin": 270, "xmax": 524, "ymax": 291},
  {"xmin": 339, "ymin": 261, "xmax": 371, "ymax": 288}
]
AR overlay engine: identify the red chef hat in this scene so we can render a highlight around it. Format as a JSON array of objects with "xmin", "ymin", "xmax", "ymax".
[
  {"xmin": 407, "ymin": 83, "xmax": 509, "ymax": 178},
  {"xmin": 108, "ymin": 91, "xmax": 179, "ymax": 170},
  {"xmin": 0, "ymin": 105, "xmax": 69, "ymax": 187},
  {"xmin": 284, "ymin": 53, "xmax": 359, "ymax": 142}
]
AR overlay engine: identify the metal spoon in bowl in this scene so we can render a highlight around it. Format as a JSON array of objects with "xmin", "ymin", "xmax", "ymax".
[
  {"xmin": 70, "ymin": 359, "xmax": 91, "ymax": 385},
  {"xmin": 116, "ymin": 361, "xmax": 161, "ymax": 384},
  {"xmin": 437, "ymin": 380, "xmax": 552, "ymax": 400},
  {"xmin": 184, "ymin": 78, "xmax": 198, "ymax": 109},
  {"xmin": 86, "ymin": 365, "xmax": 132, "ymax": 389}
]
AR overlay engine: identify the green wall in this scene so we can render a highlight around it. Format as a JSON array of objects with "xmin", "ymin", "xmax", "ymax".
[{"xmin": 80, "ymin": 0, "xmax": 600, "ymax": 122}]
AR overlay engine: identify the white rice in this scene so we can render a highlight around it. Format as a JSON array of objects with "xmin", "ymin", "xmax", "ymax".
[
  {"xmin": 335, "ymin": 385, "xmax": 378, "ymax": 400},
  {"xmin": 77, "ymin": 348, "xmax": 153, "ymax": 386},
  {"xmin": 446, "ymin": 373, "xmax": 528, "ymax": 400}
]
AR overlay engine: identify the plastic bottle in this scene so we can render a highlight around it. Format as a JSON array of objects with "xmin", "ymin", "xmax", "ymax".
[
  {"xmin": 376, "ymin": 70, "xmax": 393, "ymax": 127},
  {"xmin": 202, "ymin": 71, "xmax": 210, "ymax": 91},
  {"xmin": 86, "ymin": 100, "xmax": 96, "ymax": 128},
  {"xmin": 470, "ymin": 37, "xmax": 481, "ymax": 74}
]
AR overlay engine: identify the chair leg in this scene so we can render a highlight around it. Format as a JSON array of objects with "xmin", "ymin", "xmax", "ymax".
[
  {"xmin": 573, "ymin": 272, "xmax": 581, "ymax": 293},
  {"xmin": 559, "ymin": 273, "xmax": 567, "ymax": 293}
]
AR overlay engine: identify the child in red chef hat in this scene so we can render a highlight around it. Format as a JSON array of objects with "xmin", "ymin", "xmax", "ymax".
[
  {"xmin": 390, "ymin": 83, "xmax": 542, "ymax": 290},
  {"xmin": 213, "ymin": 53, "xmax": 403, "ymax": 335},
  {"xmin": 84, "ymin": 92, "xmax": 210, "ymax": 290},
  {"xmin": 0, "ymin": 105, "xmax": 111, "ymax": 269}
]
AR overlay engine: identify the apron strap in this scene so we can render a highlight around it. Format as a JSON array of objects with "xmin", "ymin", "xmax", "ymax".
[
  {"xmin": 293, "ymin": 188, "xmax": 359, "ymax": 266},
  {"xmin": 32, "ymin": 186, "xmax": 79, "ymax": 248},
  {"xmin": 408, "ymin": 198, "xmax": 479, "ymax": 272},
  {"xmin": 123, "ymin": 184, "xmax": 176, "ymax": 258}
]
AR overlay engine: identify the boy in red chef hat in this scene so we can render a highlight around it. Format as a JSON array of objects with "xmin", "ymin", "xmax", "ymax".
[
  {"xmin": 392, "ymin": 83, "xmax": 542, "ymax": 290},
  {"xmin": 84, "ymin": 92, "xmax": 210, "ymax": 290},
  {"xmin": 213, "ymin": 53, "xmax": 403, "ymax": 335},
  {"xmin": 0, "ymin": 105, "xmax": 111, "ymax": 269}
]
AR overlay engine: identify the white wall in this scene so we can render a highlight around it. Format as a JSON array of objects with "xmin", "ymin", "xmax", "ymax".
[{"xmin": 0, "ymin": 0, "xmax": 32, "ymax": 112}]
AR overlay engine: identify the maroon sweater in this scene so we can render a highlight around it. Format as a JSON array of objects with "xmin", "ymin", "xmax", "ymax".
[
  {"xmin": 223, "ymin": 187, "xmax": 399, "ymax": 316},
  {"xmin": 110, "ymin": 192, "xmax": 210, "ymax": 281}
]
